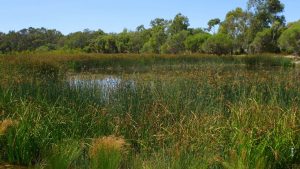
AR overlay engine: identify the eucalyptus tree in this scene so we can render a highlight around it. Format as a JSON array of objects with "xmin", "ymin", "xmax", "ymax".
[
  {"xmin": 219, "ymin": 8, "xmax": 250, "ymax": 53},
  {"xmin": 161, "ymin": 30, "xmax": 189, "ymax": 54},
  {"xmin": 185, "ymin": 32, "xmax": 211, "ymax": 53},
  {"xmin": 64, "ymin": 29, "xmax": 104, "ymax": 50},
  {"xmin": 142, "ymin": 18, "xmax": 169, "ymax": 53},
  {"xmin": 89, "ymin": 34, "xmax": 118, "ymax": 53},
  {"xmin": 203, "ymin": 33, "xmax": 233, "ymax": 55},
  {"xmin": 169, "ymin": 13, "xmax": 190, "ymax": 35},
  {"xmin": 127, "ymin": 25, "xmax": 151, "ymax": 53},
  {"xmin": 247, "ymin": 0, "xmax": 285, "ymax": 42},
  {"xmin": 278, "ymin": 21, "xmax": 300, "ymax": 55},
  {"xmin": 207, "ymin": 18, "xmax": 221, "ymax": 34}
]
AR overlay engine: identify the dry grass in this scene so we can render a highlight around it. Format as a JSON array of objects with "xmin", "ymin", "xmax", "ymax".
[
  {"xmin": 0, "ymin": 119, "xmax": 18, "ymax": 135},
  {"xmin": 89, "ymin": 135, "xmax": 128, "ymax": 158}
]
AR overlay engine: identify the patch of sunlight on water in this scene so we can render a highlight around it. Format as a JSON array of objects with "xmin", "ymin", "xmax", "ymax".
[{"xmin": 69, "ymin": 75, "xmax": 135, "ymax": 102}]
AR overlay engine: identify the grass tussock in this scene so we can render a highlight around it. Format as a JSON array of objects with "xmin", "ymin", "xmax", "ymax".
[
  {"xmin": 46, "ymin": 141, "xmax": 82, "ymax": 169},
  {"xmin": 89, "ymin": 136, "xmax": 128, "ymax": 169}
]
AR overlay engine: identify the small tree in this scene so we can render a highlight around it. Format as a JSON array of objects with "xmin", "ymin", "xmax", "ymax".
[
  {"xmin": 169, "ymin": 13, "xmax": 190, "ymax": 35},
  {"xmin": 161, "ymin": 31, "xmax": 188, "ymax": 54},
  {"xmin": 278, "ymin": 21, "xmax": 300, "ymax": 55},
  {"xmin": 185, "ymin": 33, "xmax": 211, "ymax": 53},
  {"xmin": 202, "ymin": 33, "xmax": 233, "ymax": 55},
  {"xmin": 250, "ymin": 28, "xmax": 279, "ymax": 53}
]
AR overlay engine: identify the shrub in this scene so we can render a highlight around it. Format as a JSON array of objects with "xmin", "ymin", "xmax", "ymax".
[
  {"xmin": 250, "ymin": 28, "xmax": 280, "ymax": 53},
  {"xmin": 161, "ymin": 31, "xmax": 188, "ymax": 54},
  {"xmin": 185, "ymin": 32, "xmax": 211, "ymax": 53},
  {"xmin": 278, "ymin": 21, "xmax": 300, "ymax": 55},
  {"xmin": 202, "ymin": 33, "xmax": 233, "ymax": 55}
]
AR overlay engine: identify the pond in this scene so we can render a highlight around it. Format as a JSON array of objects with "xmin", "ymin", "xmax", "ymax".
[{"xmin": 69, "ymin": 75, "xmax": 135, "ymax": 102}]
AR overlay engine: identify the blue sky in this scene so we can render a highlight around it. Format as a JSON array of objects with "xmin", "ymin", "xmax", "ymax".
[{"xmin": 0, "ymin": 0, "xmax": 299, "ymax": 34}]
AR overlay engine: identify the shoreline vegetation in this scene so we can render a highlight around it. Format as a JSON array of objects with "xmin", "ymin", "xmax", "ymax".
[{"xmin": 1, "ymin": 53, "xmax": 300, "ymax": 168}]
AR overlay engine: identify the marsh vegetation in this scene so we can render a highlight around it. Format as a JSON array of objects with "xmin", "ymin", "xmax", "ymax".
[{"xmin": 0, "ymin": 54, "xmax": 299, "ymax": 169}]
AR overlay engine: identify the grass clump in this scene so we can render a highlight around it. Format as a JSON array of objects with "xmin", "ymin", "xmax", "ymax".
[
  {"xmin": 89, "ymin": 136, "xmax": 128, "ymax": 169},
  {"xmin": 46, "ymin": 141, "xmax": 83, "ymax": 169},
  {"xmin": 219, "ymin": 101, "xmax": 299, "ymax": 169}
]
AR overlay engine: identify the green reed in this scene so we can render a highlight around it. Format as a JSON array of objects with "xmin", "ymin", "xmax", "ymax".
[{"xmin": 0, "ymin": 54, "xmax": 299, "ymax": 168}]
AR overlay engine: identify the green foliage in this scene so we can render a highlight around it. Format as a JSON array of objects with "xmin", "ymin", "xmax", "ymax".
[
  {"xmin": 46, "ymin": 141, "xmax": 82, "ymax": 169},
  {"xmin": 89, "ymin": 34, "xmax": 118, "ymax": 53},
  {"xmin": 35, "ymin": 44, "xmax": 58, "ymax": 52},
  {"xmin": 169, "ymin": 13, "xmax": 190, "ymax": 35},
  {"xmin": 142, "ymin": 18, "xmax": 168, "ymax": 54},
  {"xmin": 185, "ymin": 32, "xmax": 211, "ymax": 53},
  {"xmin": 221, "ymin": 101, "xmax": 296, "ymax": 169},
  {"xmin": 250, "ymin": 28, "xmax": 279, "ymax": 53},
  {"xmin": 90, "ymin": 148, "xmax": 122, "ymax": 169},
  {"xmin": 247, "ymin": 0, "xmax": 285, "ymax": 44},
  {"xmin": 207, "ymin": 18, "xmax": 221, "ymax": 33},
  {"xmin": 203, "ymin": 33, "xmax": 233, "ymax": 55},
  {"xmin": 161, "ymin": 31, "xmax": 188, "ymax": 54},
  {"xmin": 219, "ymin": 8, "xmax": 250, "ymax": 53},
  {"xmin": 0, "ymin": 27, "xmax": 62, "ymax": 53},
  {"xmin": 1, "ymin": 105, "xmax": 43, "ymax": 165},
  {"xmin": 0, "ymin": 54, "xmax": 298, "ymax": 168},
  {"xmin": 116, "ymin": 29, "xmax": 130, "ymax": 53},
  {"xmin": 278, "ymin": 21, "xmax": 300, "ymax": 55},
  {"xmin": 64, "ymin": 29, "xmax": 104, "ymax": 50},
  {"xmin": 0, "ymin": 0, "xmax": 294, "ymax": 55},
  {"xmin": 128, "ymin": 26, "xmax": 151, "ymax": 53}
]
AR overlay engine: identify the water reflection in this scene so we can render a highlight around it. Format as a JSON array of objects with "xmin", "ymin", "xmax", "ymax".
[{"xmin": 69, "ymin": 76, "xmax": 135, "ymax": 102}]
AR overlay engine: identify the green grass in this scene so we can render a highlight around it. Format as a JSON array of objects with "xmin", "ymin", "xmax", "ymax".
[{"xmin": 0, "ymin": 54, "xmax": 299, "ymax": 168}]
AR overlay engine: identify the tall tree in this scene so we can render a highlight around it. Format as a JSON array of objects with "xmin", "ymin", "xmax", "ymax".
[
  {"xmin": 161, "ymin": 30, "xmax": 189, "ymax": 54},
  {"xmin": 142, "ymin": 18, "xmax": 169, "ymax": 53},
  {"xmin": 185, "ymin": 32, "xmax": 211, "ymax": 53},
  {"xmin": 64, "ymin": 29, "xmax": 104, "ymax": 50},
  {"xmin": 127, "ymin": 25, "xmax": 151, "ymax": 53},
  {"xmin": 219, "ymin": 8, "xmax": 251, "ymax": 53},
  {"xmin": 207, "ymin": 18, "xmax": 221, "ymax": 34},
  {"xmin": 203, "ymin": 33, "xmax": 233, "ymax": 55},
  {"xmin": 169, "ymin": 13, "xmax": 190, "ymax": 35},
  {"xmin": 89, "ymin": 34, "xmax": 118, "ymax": 53},
  {"xmin": 278, "ymin": 21, "xmax": 300, "ymax": 55},
  {"xmin": 247, "ymin": 0, "xmax": 285, "ymax": 41},
  {"xmin": 116, "ymin": 29, "xmax": 130, "ymax": 53}
]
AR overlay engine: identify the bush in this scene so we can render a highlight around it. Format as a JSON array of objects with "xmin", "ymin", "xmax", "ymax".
[
  {"xmin": 250, "ymin": 28, "xmax": 280, "ymax": 53},
  {"xmin": 278, "ymin": 21, "xmax": 300, "ymax": 55},
  {"xmin": 185, "ymin": 32, "xmax": 211, "ymax": 53},
  {"xmin": 202, "ymin": 33, "xmax": 233, "ymax": 55},
  {"xmin": 161, "ymin": 31, "xmax": 188, "ymax": 54}
]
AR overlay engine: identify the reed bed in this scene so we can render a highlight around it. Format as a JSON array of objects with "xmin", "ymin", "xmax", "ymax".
[{"xmin": 0, "ymin": 54, "xmax": 299, "ymax": 168}]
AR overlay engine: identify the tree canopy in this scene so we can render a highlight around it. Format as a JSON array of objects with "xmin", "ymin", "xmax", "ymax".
[
  {"xmin": 0, "ymin": 0, "xmax": 297, "ymax": 55},
  {"xmin": 278, "ymin": 21, "xmax": 300, "ymax": 55}
]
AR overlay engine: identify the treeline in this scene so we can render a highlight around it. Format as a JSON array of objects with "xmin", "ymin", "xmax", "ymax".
[{"xmin": 0, "ymin": 0, "xmax": 299, "ymax": 55}]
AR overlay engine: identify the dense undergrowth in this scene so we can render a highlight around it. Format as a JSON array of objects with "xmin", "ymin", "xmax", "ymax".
[{"xmin": 0, "ymin": 54, "xmax": 299, "ymax": 169}]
